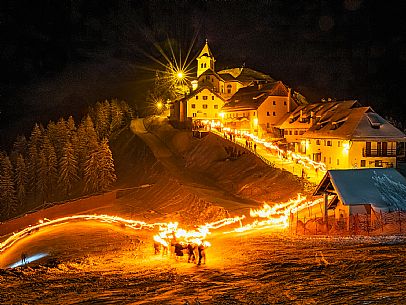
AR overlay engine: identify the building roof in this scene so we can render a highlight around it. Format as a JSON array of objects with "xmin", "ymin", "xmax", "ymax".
[
  {"xmin": 314, "ymin": 169, "xmax": 406, "ymax": 211},
  {"xmin": 197, "ymin": 40, "xmax": 214, "ymax": 59},
  {"xmin": 303, "ymin": 105, "xmax": 406, "ymax": 141},
  {"xmin": 218, "ymin": 67, "xmax": 274, "ymax": 83},
  {"xmin": 221, "ymin": 81, "xmax": 288, "ymax": 111},
  {"xmin": 181, "ymin": 85, "xmax": 225, "ymax": 102}
]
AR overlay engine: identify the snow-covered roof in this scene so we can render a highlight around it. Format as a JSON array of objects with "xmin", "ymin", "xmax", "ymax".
[{"xmin": 314, "ymin": 169, "xmax": 406, "ymax": 211}]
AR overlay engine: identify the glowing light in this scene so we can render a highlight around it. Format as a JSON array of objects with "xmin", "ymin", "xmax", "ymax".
[
  {"xmin": 156, "ymin": 101, "xmax": 163, "ymax": 110},
  {"xmin": 253, "ymin": 118, "xmax": 258, "ymax": 126},
  {"xmin": 343, "ymin": 141, "xmax": 350, "ymax": 153},
  {"xmin": 176, "ymin": 71, "xmax": 184, "ymax": 79},
  {"xmin": 9, "ymin": 253, "xmax": 48, "ymax": 268}
]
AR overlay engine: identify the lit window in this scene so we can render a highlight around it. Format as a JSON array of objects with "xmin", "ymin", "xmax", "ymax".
[
  {"xmin": 191, "ymin": 104, "xmax": 196, "ymax": 109},
  {"xmin": 361, "ymin": 160, "xmax": 366, "ymax": 167},
  {"xmin": 375, "ymin": 160, "xmax": 383, "ymax": 167},
  {"xmin": 203, "ymin": 96, "xmax": 208, "ymax": 100},
  {"xmin": 193, "ymin": 113, "xmax": 197, "ymax": 117},
  {"xmin": 203, "ymin": 104, "xmax": 208, "ymax": 109},
  {"xmin": 214, "ymin": 105, "xmax": 218, "ymax": 109}
]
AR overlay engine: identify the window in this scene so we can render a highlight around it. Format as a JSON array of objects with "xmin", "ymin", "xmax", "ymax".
[
  {"xmin": 361, "ymin": 160, "xmax": 366, "ymax": 167},
  {"xmin": 267, "ymin": 123, "xmax": 270, "ymax": 128},
  {"xmin": 329, "ymin": 157, "xmax": 332, "ymax": 164},
  {"xmin": 196, "ymin": 96, "xmax": 198, "ymax": 100},
  {"xmin": 326, "ymin": 140, "xmax": 332, "ymax": 146},
  {"xmin": 227, "ymin": 84, "xmax": 232, "ymax": 94},
  {"xmin": 323, "ymin": 157, "xmax": 326, "ymax": 163},
  {"xmin": 299, "ymin": 130, "xmax": 305, "ymax": 135},
  {"xmin": 191, "ymin": 104, "xmax": 196, "ymax": 109},
  {"xmin": 212, "ymin": 96, "xmax": 214, "ymax": 100},
  {"xmin": 284, "ymin": 101, "xmax": 287, "ymax": 106},
  {"xmin": 267, "ymin": 111, "xmax": 270, "ymax": 116},
  {"xmin": 375, "ymin": 160, "xmax": 383, "ymax": 167},
  {"xmin": 204, "ymin": 63, "xmax": 207, "ymax": 68},
  {"xmin": 273, "ymin": 101, "xmax": 276, "ymax": 105},
  {"xmin": 193, "ymin": 113, "xmax": 197, "ymax": 117},
  {"xmin": 289, "ymin": 130, "xmax": 292, "ymax": 135},
  {"xmin": 203, "ymin": 96, "xmax": 208, "ymax": 100},
  {"xmin": 294, "ymin": 130, "xmax": 298, "ymax": 135},
  {"xmin": 206, "ymin": 76, "xmax": 210, "ymax": 80},
  {"xmin": 337, "ymin": 141, "xmax": 341, "ymax": 147},
  {"xmin": 284, "ymin": 130, "xmax": 289, "ymax": 135},
  {"xmin": 316, "ymin": 139, "xmax": 321, "ymax": 145},
  {"xmin": 337, "ymin": 159, "xmax": 340, "ymax": 165},
  {"xmin": 201, "ymin": 63, "xmax": 204, "ymax": 68},
  {"xmin": 273, "ymin": 112, "xmax": 276, "ymax": 116},
  {"xmin": 214, "ymin": 105, "xmax": 218, "ymax": 109},
  {"xmin": 202, "ymin": 104, "xmax": 208, "ymax": 109}
]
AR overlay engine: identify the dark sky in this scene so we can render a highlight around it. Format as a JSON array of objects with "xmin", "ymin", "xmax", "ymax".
[{"xmin": 1, "ymin": 0, "xmax": 405, "ymax": 148}]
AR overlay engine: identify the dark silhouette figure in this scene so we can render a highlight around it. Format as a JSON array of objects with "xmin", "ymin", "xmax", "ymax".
[
  {"xmin": 21, "ymin": 253, "xmax": 27, "ymax": 265},
  {"xmin": 197, "ymin": 244, "xmax": 206, "ymax": 265},
  {"xmin": 187, "ymin": 243, "xmax": 196, "ymax": 263}
]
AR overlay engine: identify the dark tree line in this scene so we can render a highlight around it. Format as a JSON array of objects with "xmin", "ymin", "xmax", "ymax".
[{"xmin": 0, "ymin": 99, "xmax": 133, "ymax": 221}]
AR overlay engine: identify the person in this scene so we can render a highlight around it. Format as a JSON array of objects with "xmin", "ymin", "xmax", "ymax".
[
  {"xmin": 21, "ymin": 253, "xmax": 27, "ymax": 265},
  {"xmin": 162, "ymin": 240, "xmax": 169, "ymax": 256},
  {"xmin": 153, "ymin": 241, "xmax": 160, "ymax": 255},
  {"xmin": 245, "ymin": 139, "xmax": 248, "ymax": 148},
  {"xmin": 197, "ymin": 243, "xmax": 206, "ymax": 265},
  {"xmin": 187, "ymin": 243, "xmax": 196, "ymax": 263},
  {"xmin": 174, "ymin": 243, "xmax": 185, "ymax": 261},
  {"xmin": 254, "ymin": 143, "xmax": 257, "ymax": 152}
]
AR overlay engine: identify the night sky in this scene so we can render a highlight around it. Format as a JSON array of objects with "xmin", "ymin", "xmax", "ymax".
[{"xmin": 1, "ymin": 0, "xmax": 405, "ymax": 148}]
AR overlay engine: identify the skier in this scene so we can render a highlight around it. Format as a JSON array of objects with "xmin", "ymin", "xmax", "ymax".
[{"xmin": 153, "ymin": 241, "xmax": 160, "ymax": 255}]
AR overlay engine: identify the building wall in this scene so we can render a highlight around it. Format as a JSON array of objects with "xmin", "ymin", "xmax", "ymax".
[
  {"xmin": 187, "ymin": 88, "xmax": 224, "ymax": 120},
  {"xmin": 258, "ymin": 96, "xmax": 289, "ymax": 131},
  {"xmin": 304, "ymin": 139, "xmax": 398, "ymax": 170},
  {"xmin": 223, "ymin": 109, "xmax": 257, "ymax": 133},
  {"xmin": 222, "ymin": 81, "xmax": 244, "ymax": 99}
]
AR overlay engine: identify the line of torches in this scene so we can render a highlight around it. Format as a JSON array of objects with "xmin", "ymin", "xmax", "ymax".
[
  {"xmin": 0, "ymin": 194, "xmax": 323, "ymax": 255},
  {"xmin": 219, "ymin": 126, "xmax": 327, "ymax": 172}
]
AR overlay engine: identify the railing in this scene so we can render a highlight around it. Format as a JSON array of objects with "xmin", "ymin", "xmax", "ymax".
[{"xmin": 362, "ymin": 148, "xmax": 397, "ymax": 157}]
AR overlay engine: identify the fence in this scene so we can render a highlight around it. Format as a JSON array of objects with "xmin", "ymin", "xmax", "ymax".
[{"xmin": 292, "ymin": 210, "xmax": 406, "ymax": 236}]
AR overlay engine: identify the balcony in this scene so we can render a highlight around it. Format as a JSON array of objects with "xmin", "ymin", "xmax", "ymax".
[{"xmin": 362, "ymin": 148, "xmax": 397, "ymax": 157}]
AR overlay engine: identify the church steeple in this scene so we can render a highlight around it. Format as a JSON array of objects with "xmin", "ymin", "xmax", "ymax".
[{"xmin": 197, "ymin": 39, "xmax": 215, "ymax": 78}]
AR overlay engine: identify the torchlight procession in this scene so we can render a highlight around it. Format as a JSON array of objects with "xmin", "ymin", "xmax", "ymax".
[{"xmin": 0, "ymin": 194, "xmax": 323, "ymax": 258}]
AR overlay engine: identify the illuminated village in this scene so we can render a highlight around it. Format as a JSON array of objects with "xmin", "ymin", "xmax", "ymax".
[{"xmin": 1, "ymin": 3, "xmax": 406, "ymax": 303}]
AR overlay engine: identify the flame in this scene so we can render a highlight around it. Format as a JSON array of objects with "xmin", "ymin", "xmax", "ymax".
[{"xmin": 0, "ymin": 196, "xmax": 324, "ymax": 256}]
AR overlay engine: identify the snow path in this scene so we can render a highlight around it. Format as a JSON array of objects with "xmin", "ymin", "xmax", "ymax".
[{"xmin": 130, "ymin": 118, "xmax": 260, "ymax": 214}]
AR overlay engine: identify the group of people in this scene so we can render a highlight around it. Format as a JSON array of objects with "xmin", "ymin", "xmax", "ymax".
[
  {"xmin": 154, "ymin": 236, "xmax": 207, "ymax": 265},
  {"xmin": 245, "ymin": 139, "xmax": 257, "ymax": 151}
]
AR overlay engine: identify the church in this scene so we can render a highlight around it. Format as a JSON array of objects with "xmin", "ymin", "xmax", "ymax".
[{"xmin": 168, "ymin": 40, "xmax": 296, "ymax": 134}]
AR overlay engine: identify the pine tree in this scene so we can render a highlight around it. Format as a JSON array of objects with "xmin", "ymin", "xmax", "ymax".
[
  {"xmin": 29, "ymin": 123, "xmax": 43, "ymax": 150},
  {"xmin": 84, "ymin": 139, "xmax": 116, "ymax": 193},
  {"xmin": 41, "ymin": 135, "xmax": 58, "ymax": 198},
  {"xmin": 26, "ymin": 144, "xmax": 38, "ymax": 194},
  {"xmin": 110, "ymin": 99, "xmax": 125, "ymax": 133},
  {"xmin": 0, "ymin": 153, "xmax": 18, "ymax": 219},
  {"xmin": 14, "ymin": 154, "xmax": 28, "ymax": 207},
  {"xmin": 76, "ymin": 115, "xmax": 99, "ymax": 177},
  {"xmin": 58, "ymin": 142, "xmax": 78, "ymax": 197},
  {"xmin": 37, "ymin": 151, "xmax": 48, "ymax": 202}
]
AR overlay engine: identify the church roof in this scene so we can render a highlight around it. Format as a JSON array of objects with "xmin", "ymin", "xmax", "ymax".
[
  {"xmin": 197, "ymin": 40, "xmax": 214, "ymax": 58},
  {"xmin": 181, "ymin": 85, "xmax": 225, "ymax": 102},
  {"xmin": 218, "ymin": 67, "xmax": 274, "ymax": 83},
  {"xmin": 313, "ymin": 169, "xmax": 406, "ymax": 211}
]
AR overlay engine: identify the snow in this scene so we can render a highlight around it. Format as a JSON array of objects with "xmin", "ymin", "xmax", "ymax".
[{"xmin": 1, "ymin": 118, "xmax": 405, "ymax": 304}]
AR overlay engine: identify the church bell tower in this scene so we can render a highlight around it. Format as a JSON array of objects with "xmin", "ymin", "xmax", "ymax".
[{"xmin": 196, "ymin": 39, "xmax": 215, "ymax": 78}]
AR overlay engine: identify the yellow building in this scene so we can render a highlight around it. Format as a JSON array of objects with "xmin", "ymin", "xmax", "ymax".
[
  {"xmin": 169, "ymin": 40, "xmax": 275, "ymax": 125},
  {"xmin": 221, "ymin": 81, "xmax": 304, "ymax": 139},
  {"xmin": 294, "ymin": 104, "xmax": 406, "ymax": 170}
]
